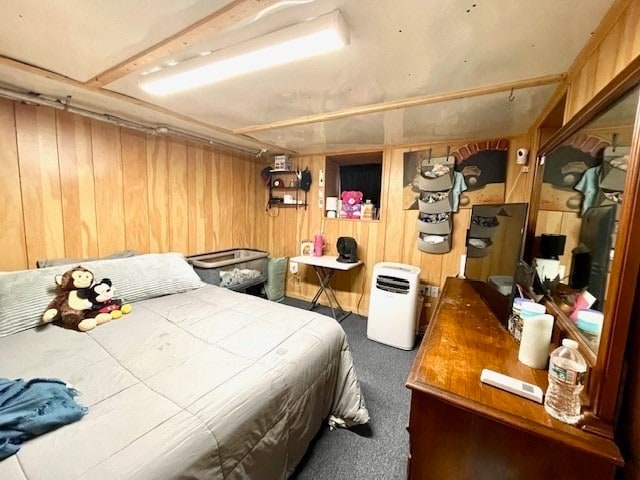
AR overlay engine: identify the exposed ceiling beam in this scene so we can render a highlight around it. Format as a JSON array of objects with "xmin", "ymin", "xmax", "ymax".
[
  {"xmin": 0, "ymin": 54, "xmax": 294, "ymax": 155},
  {"xmin": 233, "ymin": 73, "xmax": 567, "ymax": 134},
  {"xmin": 85, "ymin": 0, "xmax": 282, "ymax": 88}
]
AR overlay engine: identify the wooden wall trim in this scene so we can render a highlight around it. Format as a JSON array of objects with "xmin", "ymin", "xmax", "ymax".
[
  {"xmin": 234, "ymin": 74, "xmax": 565, "ymax": 135},
  {"xmin": 86, "ymin": 0, "xmax": 281, "ymax": 88}
]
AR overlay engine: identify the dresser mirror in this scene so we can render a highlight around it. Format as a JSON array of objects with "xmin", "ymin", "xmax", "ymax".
[
  {"xmin": 532, "ymin": 83, "xmax": 639, "ymax": 357},
  {"xmin": 464, "ymin": 202, "xmax": 529, "ymax": 326}
]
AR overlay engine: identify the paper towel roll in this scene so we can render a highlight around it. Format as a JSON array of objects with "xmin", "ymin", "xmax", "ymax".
[
  {"xmin": 518, "ymin": 313, "xmax": 554, "ymax": 369},
  {"xmin": 326, "ymin": 196, "xmax": 339, "ymax": 211}
]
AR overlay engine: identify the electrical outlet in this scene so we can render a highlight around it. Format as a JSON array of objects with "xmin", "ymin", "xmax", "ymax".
[
  {"xmin": 419, "ymin": 284, "xmax": 430, "ymax": 297},
  {"xmin": 430, "ymin": 286, "xmax": 440, "ymax": 298},
  {"xmin": 289, "ymin": 261, "xmax": 298, "ymax": 274}
]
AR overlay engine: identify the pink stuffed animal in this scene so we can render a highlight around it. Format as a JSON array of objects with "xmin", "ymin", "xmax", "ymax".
[{"xmin": 340, "ymin": 191, "xmax": 363, "ymax": 219}]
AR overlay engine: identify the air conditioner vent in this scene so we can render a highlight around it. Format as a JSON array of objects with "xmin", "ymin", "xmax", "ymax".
[{"xmin": 375, "ymin": 275, "xmax": 410, "ymax": 294}]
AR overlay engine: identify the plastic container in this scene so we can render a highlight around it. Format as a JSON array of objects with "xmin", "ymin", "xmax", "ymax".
[
  {"xmin": 362, "ymin": 200, "xmax": 374, "ymax": 220},
  {"xmin": 544, "ymin": 338, "xmax": 587, "ymax": 424},
  {"xmin": 576, "ymin": 309, "xmax": 604, "ymax": 343},
  {"xmin": 518, "ymin": 313, "xmax": 554, "ymax": 369},
  {"xmin": 507, "ymin": 297, "xmax": 534, "ymax": 342}
]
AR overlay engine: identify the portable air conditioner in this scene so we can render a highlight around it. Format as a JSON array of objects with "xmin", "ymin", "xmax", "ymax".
[{"xmin": 367, "ymin": 262, "xmax": 421, "ymax": 350}]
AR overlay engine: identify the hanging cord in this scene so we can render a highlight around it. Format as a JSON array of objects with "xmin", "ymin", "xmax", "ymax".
[
  {"xmin": 355, "ymin": 268, "xmax": 368, "ymax": 317},
  {"xmin": 506, "ymin": 168, "xmax": 525, "ymax": 200},
  {"xmin": 508, "ymin": 88, "xmax": 515, "ymax": 102}
]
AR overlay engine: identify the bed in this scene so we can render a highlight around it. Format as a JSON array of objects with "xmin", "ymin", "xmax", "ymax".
[{"xmin": 0, "ymin": 253, "xmax": 369, "ymax": 480}]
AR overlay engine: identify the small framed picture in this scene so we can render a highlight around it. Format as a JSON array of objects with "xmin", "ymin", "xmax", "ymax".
[{"xmin": 300, "ymin": 240, "xmax": 313, "ymax": 256}]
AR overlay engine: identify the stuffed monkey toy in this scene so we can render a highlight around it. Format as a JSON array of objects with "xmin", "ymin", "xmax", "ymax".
[{"xmin": 42, "ymin": 266, "xmax": 111, "ymax": 331}]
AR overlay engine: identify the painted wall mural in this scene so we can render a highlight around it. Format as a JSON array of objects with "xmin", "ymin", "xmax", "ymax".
[
  {"xmin": 539, "ymin": 134, "xmax": 609, "ymax": 212},
  {"xmin": 403, "ymin": 139, "xmax": 509, "ymax": 210}
]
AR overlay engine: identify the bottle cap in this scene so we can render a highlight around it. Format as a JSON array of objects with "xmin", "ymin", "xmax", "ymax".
[{"xmin": 562, "ymin": 338, "xmax": 579, "ymax": 349}]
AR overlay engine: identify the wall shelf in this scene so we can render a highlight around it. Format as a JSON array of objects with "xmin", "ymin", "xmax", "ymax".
[{"xmin": 268, "ymin": 170, "xmax": 307, "ymax": 210}]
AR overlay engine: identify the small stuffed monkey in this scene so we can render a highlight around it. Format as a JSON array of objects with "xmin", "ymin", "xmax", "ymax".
[{"xmin": 42, "ymin": 266, "xmax": 110, "ymax": 331}]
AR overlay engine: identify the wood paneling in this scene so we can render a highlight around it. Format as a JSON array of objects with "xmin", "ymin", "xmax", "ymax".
[
  {"xmin": 120, "ymin": 129, "xmax": 150, "ymax": 253},
  {"xmin": 168, "ymin": 140, "xmax": 189, "ymax": 253},
  {"xmin": 187, "ymin": 145, "xmax": 206, "ymax": 254},
  {"xmin": 0, "ymin": 99, "xmax": 27, "ymax": 270},
  {"xmin": 91, "ymin": 120, "xmax": 126, "ymax": 256},
  {"xmin": 256, "ymin": 140, "xmax": 531, "ymax": 316},
  {"xmin": 566, "ymin": 0, "xmax": 640, "ymax": 117},
  {"xmin": 147, "ymin": 135, "xmax": 170, "ymax": 253},
  {"xmin": 15, "ymin": 103, "xmax": 65, "ymax": 267},
  {"xmin": 0, "ymin": 99, "xmax": 258, "ymax": 271},
  {"xmin": 217, "ymin": 150, "xmax": 234, "ymax": 248},
  {"xmin": 56, "ymin": 111, "xmax": 98, "ymax": 260}
]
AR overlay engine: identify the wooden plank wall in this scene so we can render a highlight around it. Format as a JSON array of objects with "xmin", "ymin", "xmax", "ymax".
[
  {"xmin": 252, "ymin": 138, "xmax": 533, "ymax": 323},
  {"xmin": 0, "ymin": 98, "xmax": 259, "ymax": 271},
  {"xmin": 565, "ymin": 0, "xmax": 640, "ymax": 118}
]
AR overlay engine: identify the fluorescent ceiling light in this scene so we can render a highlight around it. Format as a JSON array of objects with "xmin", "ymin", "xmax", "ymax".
[{"xmin": 139, "ymin": 10, "xmax": 350, "ymax": 96}]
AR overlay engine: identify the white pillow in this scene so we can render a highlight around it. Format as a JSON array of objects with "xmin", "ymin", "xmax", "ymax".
[{"xmin": 0, "ymin": 253, "xmax": 204, "ymax": 337}]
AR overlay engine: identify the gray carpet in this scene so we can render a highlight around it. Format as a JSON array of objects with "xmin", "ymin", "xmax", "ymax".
[{"xmin": 283, "ymin": 298, "xmax": 419, "ymax": 480}]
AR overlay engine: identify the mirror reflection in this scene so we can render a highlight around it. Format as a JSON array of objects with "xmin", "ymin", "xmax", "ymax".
[
  {"xmin": 464, "ymin": 202, "xmax": 529, "ymax": 326},
  {"xmin": 534, "ymin": 83, "xmax": 640, "ymax": 352}
]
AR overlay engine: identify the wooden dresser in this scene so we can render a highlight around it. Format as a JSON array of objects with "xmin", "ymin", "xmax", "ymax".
[{"xmin": 405, "ymin": 277, "xmax": 622, "ymax": 480}]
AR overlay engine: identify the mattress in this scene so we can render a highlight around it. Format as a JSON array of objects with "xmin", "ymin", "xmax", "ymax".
[{"xmin": 0, "ymin": 285, "xmax": 369, "ymax": 480}]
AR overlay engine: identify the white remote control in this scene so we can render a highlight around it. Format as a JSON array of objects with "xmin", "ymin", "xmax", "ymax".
[{"xmin": 480, "ymin": 369, "xmax": 544, "ymax": 403}]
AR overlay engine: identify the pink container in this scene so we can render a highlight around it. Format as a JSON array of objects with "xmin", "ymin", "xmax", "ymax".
[{"xmin": 314, "ymin": 234, "xmax": 326, "ymax": 256}]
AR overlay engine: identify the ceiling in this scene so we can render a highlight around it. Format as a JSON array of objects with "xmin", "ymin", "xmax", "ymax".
[{"xmin": 0, "ymin": 0, "xmax": 615, "ymax": 156}]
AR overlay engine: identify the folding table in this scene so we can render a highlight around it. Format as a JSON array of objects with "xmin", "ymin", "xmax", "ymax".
[{"xmin": 290, "ymin": 255, "xmax": 363, "ymax": 322}]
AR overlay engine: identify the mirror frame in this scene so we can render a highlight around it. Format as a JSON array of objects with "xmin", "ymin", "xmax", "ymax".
[{"xmin": 529, "ymin": 56, "xmax": 640, "ymax": 425}]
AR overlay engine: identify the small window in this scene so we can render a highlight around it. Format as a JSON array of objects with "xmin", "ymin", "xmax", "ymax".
[{"xmin": 325, "ymin": 151, "xmax": 383, "ymax": 220}]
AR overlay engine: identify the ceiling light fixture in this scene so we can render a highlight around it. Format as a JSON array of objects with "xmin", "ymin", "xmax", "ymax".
[{"xmin": 139, "ymin": 10, "xmax": 349, "ymax": 96}]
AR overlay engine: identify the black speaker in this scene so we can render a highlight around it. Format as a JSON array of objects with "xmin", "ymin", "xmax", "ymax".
[
  {"xmin": 540, "ymin": 234, "xmax": 566, "ymax": 259},
  {"xmin": 569, "ymin": 244, "xmax": 591, "ymax": 289}
]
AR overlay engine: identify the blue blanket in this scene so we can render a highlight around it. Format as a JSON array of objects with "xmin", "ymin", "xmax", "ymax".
[{"xmin": 0, "ymin": 378, "xmax": 87, "ymax": 459}]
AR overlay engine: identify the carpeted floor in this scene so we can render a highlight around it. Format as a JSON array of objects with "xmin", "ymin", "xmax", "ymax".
[{"xmin": 283, "ymin": 298, "xmax": 420, "ymax": 480}]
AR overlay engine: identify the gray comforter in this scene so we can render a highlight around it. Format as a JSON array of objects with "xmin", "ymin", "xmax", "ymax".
[{"xmin": 0, "ymin": 285, "xmax": 369, "ymax": 479}]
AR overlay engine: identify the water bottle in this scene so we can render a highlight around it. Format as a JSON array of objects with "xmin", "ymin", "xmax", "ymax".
[{"xmin": 544, "ymin": 338, "xmax": 587, "ymax": 424}]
